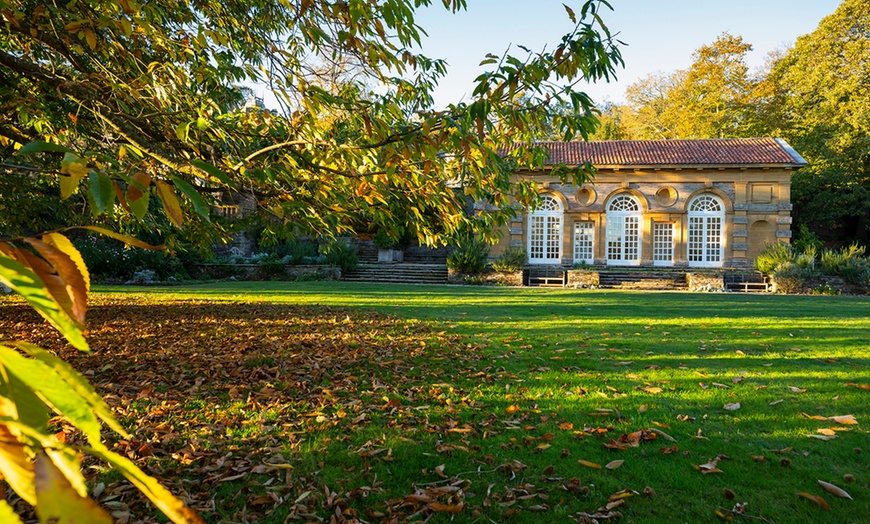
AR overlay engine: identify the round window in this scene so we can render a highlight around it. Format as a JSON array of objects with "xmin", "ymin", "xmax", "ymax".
[
  {"xmin": 655, "ymin": 186, "xmax": 678, "ymax": 207},
  {"xmin": 575, "ymin": 186, "xmax": 597, "ymax": 207}
]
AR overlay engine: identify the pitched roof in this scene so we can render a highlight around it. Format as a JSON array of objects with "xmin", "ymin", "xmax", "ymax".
[{"xmin": 526, "ymin": 138, "xmax": 806, "ymax": 168}]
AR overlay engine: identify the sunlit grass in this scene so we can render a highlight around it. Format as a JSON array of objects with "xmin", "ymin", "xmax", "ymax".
[{"xmin": 5, "ymin": 282, "xmax": 867, "ymax": 522}]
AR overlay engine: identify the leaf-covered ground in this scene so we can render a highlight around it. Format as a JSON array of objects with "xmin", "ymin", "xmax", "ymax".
[{"xmin": 1, "ymin": 284, "xmax": 869, "ymax": 523}]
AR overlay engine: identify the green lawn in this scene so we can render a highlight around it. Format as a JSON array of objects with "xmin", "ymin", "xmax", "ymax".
[{"xmin": 3, "ymin": 282, "xmax": 868, "ymax": 523}]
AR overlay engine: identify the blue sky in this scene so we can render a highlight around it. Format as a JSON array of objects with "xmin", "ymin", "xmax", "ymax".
[{"xmin": 413, "ymin": 0, "xmax": 843, "ymax": 107}]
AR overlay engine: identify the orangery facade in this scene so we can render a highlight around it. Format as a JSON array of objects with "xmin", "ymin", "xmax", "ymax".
[{"xmin": 492, "ymin": 138, "xmax": 807, "ymax": 269}]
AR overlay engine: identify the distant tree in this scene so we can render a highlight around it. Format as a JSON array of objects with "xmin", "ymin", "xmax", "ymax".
[
  {"xmin": 763, "ymin": 0, "xmax": 870, "ymax": 243},
  {"xmin": 607, "ymin": 33, "xmax": 763, "ymax": 140}
]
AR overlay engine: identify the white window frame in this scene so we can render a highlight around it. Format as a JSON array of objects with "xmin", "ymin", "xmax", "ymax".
[
  {"xmin": 528, "ymin": 195, "xmax": 563, "ymax": 264},
  {"xmin": 687, "ymin": 195, "xmax": 725, "ymax": 268},
  {"xmin": 573, "ymin": 221, "xmax": 595, "ymax": 264},
  {"xmin": 653, "ymin": 222, "xmax": 675, "ymax": 266},
  {"xmin": 606, "ymin": 195, "xmax": 642, "ymax": 266}
]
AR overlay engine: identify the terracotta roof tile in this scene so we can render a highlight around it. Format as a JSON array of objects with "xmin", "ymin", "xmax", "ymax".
[{"xmin": 516, "ymin": 138, "xmax": 806, "ymax": 167}]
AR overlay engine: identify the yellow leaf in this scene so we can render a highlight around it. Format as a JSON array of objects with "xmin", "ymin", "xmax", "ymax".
[
  {"xmin": 0, "ymin": 424, "xmax": 37, "ymax": 505},
  {"xmin": 35, "ymin": 454, "xmax": 112, "ymax": 524},
  {"xmin": 578, "ymin": 459, "xmax": 602, "ymax": 469},
  {"xmin": 828, "ymin": 414, "xmax": 858, "ymax": 425},
  {"xmin": 83, "ymin": 28, "xmax": 97, "ymax": 50},
  {"xmin": 23, "ymin": 236, "xmax": 88, "ymax": 325},
  {"xmin": 155, "ymin": 180, "xmax": 183, "ymax": 227}
]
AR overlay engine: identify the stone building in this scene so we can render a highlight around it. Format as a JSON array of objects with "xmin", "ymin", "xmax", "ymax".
[{"xmin": 492, "ymin": 138, "xmax": 807, "ymax": 269}]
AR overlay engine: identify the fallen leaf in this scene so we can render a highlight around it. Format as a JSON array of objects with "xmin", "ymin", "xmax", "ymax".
[
  {"xmin": 608, "ymin": 488, "xmax": 634, "ymax": 501},
  {"xmin": 614, "ymin": 361, "xmax": 634, "ymax": 366},
  {"xmin": 844, "ymin": 382, "xmax": 870, "ymax": 391},
  {"xmin": 818, "ymin": 480, "xmax": 852, "ymax": 499},
  {"xmin": 789, "ymin": 386, "xmax": 807, "ymax": 393},
  {"xmin": 605, "ymin": 460, "xmax": 624, "ymax": 470},
  {"xmin": 578, "ymin": 460, "xmax": 602, "ymax": 469},
  {"xmin": 769, "ymin": 399, "xmax": 783, "ymax": 406},
  {"xmin": 797, "ymin": 492, "xmax": 830, "ymax": 510},
  {"xmin": 428, "ymin": 501, "xmax": 465, "ymax": 513},
  {"xmin": 659, "ymin": 445, "xmax": 679, "ymax": 455},
  {"xmin": 723, "ymin": 403, "xmax": 741, "ymax": 411},
  {"xmin": 766, "ymin": 446, "xmax": 793, "ymax": 454},
  {"xmin": 807, "ymin": 434, "xmax": 837, "ymax": 441},
  {"xmin": 828, "ymin": 414, "xmax": 858, "ymax": 425}
]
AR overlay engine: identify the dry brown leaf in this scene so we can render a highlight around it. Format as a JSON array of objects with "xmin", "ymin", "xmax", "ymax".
[
  {"xmin": 723, "ymin": 402, "xmax": 741, "ymax": 411},
  {"xmin": 818, "ymin": 480, "xmax": 852, "ymax": 499},
  {"xmin": 797, "ymin": 492, "xmax": 830, "ymax": 510},
  {"xmin": 769, "ymin": 399, "xmax": 783, "ymax": 406},
  {"xmin": 789, "ymin": 386, "xmax": 807, "ymax": 393},
  {"xmin": 605, "ymin": 459, "xmax": 624, "ymax": 470},
  {"xmin": 807, "ymin": 434, "xmax": 837, "ymax": 441},
  {"xmin": 428, "ymin": 501, "xmax": 465, "ymax": 513},
  {"xmin": 659, "ymin": 445, "xmax": 679, "ymax": 454}
]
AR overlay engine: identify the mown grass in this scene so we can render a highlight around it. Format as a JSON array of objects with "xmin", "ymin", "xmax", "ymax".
[{"xmin": 3, "ymin": 282, "xmax": 868, "ymax": 523}]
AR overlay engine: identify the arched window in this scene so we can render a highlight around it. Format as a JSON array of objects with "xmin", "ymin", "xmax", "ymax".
[
  {"xmin": 528, "ymin": 195, "xmax": 563, "ymax": 264},
  {"xmin": 606, "ymin": 195, "xmax": 642, "ymax": 266},
  {"xmin": 687, "ymin": 194, "xmax": 725, "ymax": 267}
]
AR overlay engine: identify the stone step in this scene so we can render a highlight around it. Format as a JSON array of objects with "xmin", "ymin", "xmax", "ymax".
[{"xmin": 341, "ymin": 264, "xmax": 447, "ymax": 284}]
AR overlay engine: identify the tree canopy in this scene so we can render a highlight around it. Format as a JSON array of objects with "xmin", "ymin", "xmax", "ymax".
[
  {"xmin": 1, "ymin": 0, "xmax": 623, "ymax": 248},
  {"xmin": 0, "ymin": 1, "xmax": 624, "ymax": 520}
]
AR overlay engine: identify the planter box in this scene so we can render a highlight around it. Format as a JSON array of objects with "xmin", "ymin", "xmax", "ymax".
[
  {"xmin": 447, "ymin": 268, "xmax": 523, "ymax": 286},
  {"xmin": 687, "ymin": 273, "xmax": 725, "ymax": 292},
  {"xmin": 566, "ymin": 270, "xmax": 599, "ymax": 288},
  {"xmin": 377, "ymin": 249, "xmax": 404, "ymax": 263}
]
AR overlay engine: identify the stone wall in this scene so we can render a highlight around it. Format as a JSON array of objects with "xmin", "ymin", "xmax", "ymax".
[
  {"xmin": 193, "ymin": 264, "xmax": 340, "ymax": 281},
  {"xmin": 566, "ymin": 270, "xmax": 599, "ymax": 288}
]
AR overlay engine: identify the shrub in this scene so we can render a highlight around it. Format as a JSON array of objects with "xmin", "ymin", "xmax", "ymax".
[
  {"xmin": 491, "ymin": 247, "xmax": 527, "ymax": 272},
  {"xmin": 284, "ymin": 240, "xmax": 319, "ymax": 265},
  {"xmin": 260, "ymin": 259, "xmax": 286, "ymax": 278},
  {"xmin": 73, "ymin": 235, "xmax": 201, "ymax": 281},
  {"xmin": 573, "ymin": 260, "xmax": 594, "ymax": 270},
  {"xmin": 820, "ymin": 243, "xmax": 868, "ymax": 284},
  {"xmin": 754, "ymin": 242, "xmax": 796, "ymax": 275},
  {"xmin": 447, "ymin": 232, "xmax": 489, "ymax": 275},
  {"xmin": 793, "ymin": 223, "xmax": 823, "ymax": 253},
  {"xmin": 322, "ymin": 241, "xmax": 358, "ymax": 272},
  {"xmin": 771, "ymin": 261, "xmax": 813, "ymax": 294}
]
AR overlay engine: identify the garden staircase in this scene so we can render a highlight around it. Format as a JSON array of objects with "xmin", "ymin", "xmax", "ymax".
[
  {"xmin": 341, "ymin": 263, "xmax": 447, "ymax": 285},
  {"xmin": 597, "ymin": 270, "xmax": 688, "ymax": 291}
]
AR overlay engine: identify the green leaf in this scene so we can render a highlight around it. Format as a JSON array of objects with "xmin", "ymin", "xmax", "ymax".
[
  {"xmin": 35, "ymin": 454, "xmax": 112, "ymax": 524},
  {"xmin": 88, "ymin": 171, "xmax": 116, "ymax": 215},
  {"xmin": 175, "ymin": 121, "xmax": 190, "ymax": 141},
  {"xmin": 0, "ymin": 346, "xmax": 102, "ymax": 445},
  {"xmin": 171, "ymin": 177, "xmax": 211, "ymax": 221},
  {"xmin": 0, "ymin": 499, "xmax": 23, "ymax": 523},
  {"xmin": 14, "ymin": 342, "xmax": 129, "ymax": 438},
  {"xmin": 191, "ymin": 158, "xmax": 233, "ymax": 186},
  {"xmin": 17, "ymin": 141, "xmax": 72, "ymax": 155},
  {"xmin": 0, "ymin": 252, "xmax": 89, "ymax": 351},
  {"xmin": 89, "ymin": 445, "xmax": 203, "ymax": 524},
  {"xmin": 0, "ymin": 358, "xmax": 51, "ymax": 432}
]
